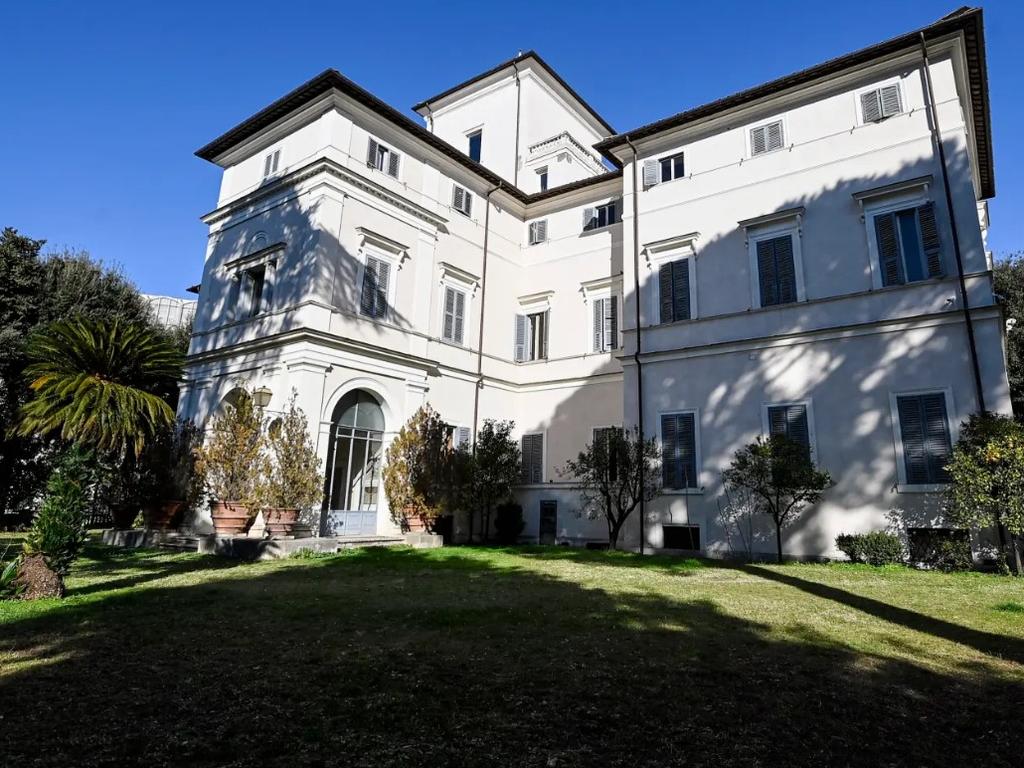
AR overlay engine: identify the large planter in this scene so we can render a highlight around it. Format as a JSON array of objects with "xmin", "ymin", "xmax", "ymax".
[
  {"xmin": 210, "ymin": 501, "xmax": 251, "ymax": 536},
  {"xmin": 263, "ymin": 507, "xmax": 300, "ymax": 539},
  {"xmin": 144, "ymin": 499, "xmax": 185, "ymax": 531}
]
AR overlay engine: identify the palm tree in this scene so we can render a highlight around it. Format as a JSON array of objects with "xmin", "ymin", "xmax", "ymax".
[{"xmin": 15, "ymin": 318, "xmax": 183, "ymax": 458}]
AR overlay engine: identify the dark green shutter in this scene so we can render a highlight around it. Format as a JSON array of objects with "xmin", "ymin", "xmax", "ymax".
[
  {"xmin": 661, "ymin": 415, "xmax": 678, "ymax": 489},
  {"xmin": 659, "ymin": 263, "xmax": 673, "ymax": 323},
  {"xmin": 874, "ymin": 212, "xmax": 904, "ymax": 286},
  {"xmin": 917, "ymin": 202, "xmax": 943, "ymax": 277},
  {"xmin": 672, "ymin": 259, "xmax": 690, "ymax": 320},
  {"xmin": 897, "ymin": 394, "xmax": 951, "ymax": 484},
  {"xmin": 757, "ymin": 239, "xmax": 778, "ymax": 306}
]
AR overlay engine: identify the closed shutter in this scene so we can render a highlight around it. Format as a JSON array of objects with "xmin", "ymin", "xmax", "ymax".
[
  {"xmin": 521, "ymin": 434, "xmax": 543, "ymax": 484},
  {"xmin": 442, "ymin": 286, "xmax": 456, "ymax": 342},
  {"xmin": 659, "ymin": 263, "xmax": 674, "ymax": 323},
  {"xmin": 592, "ymin": 299, "xmax": 604, "ymax": 352},
  {"xmin": 387, "ymin": 150, "xmax": 401, "ymax": 178},
  {"xmin": 539, "ymin": 310, "xmax": 549, "ymax": 360},
  {"xmin": 582, "ymin": 207, "xmax": 596, "ymax": 231},
  {"xmin": 756, "ymin": 239, "xmax": 779, "ymax": 306},
  {"xmin": 360, "ymin": 257, "xmax": 379, "ymax": 316},
  {"xmin": 672, "ymin": 259, "xmax": 690, "ymax": 321},
  {"xmin": 678, "ymin": 413, "xmax": 696, "ymax": 488},
  {"xmin": 514, "ymin": 314, "xmax": 528, "ymax": 361},
  {"xmin": 661, "ymin": 414, "xmax": 678, "ymax": 489},
  {"xmin": 879, "ymin": 84, "xmax": 902, "ymax": 117},
  {"xmin": 643, "ymin": 159, "xmax": 660, "ymax": 188},
  {"xmin": 661, "ymin": 413, "xmax": 696, "ymax": 489},
  {"xmin": 874, "ymin": 212, "xmax": 904, "ymax": 286},
  {"xmin": 897, "ymin": 393, "xmax": 952, "ymax": 485},
  {"xmin": 373, "ymin": 259, "xmax": 390, "ymax": 318},
  {"xmin": 605, "ymin": 296, "xmax": 618, "ymax": 351},
  {"xmin": 366, "ymin": 138, "xmax": 379, "ymax": 168},
  {"xmin": 766, "ymin": 121, "xmax": 784, "ymax": 152},
  {"xmin": 768, "ymin": 404, "xmax": 810, "ymax": 457},
  {"xmin": 861, "ymin": 90, "xmax": 882, "ymax": 123},
  {"xmin": 264, "ymin": 153, "xmax": 275, "ymax": 177},
  {"xmin": 453, "ymin": 290, "xmax": 465, "ymax": 344},
  {"xmin": 917, "ymin": 202, "xmax": 943, "ymax": 277},
  {"xmin": 774, "ymin": 235, "xmax": 797, "ymax": 304},
  {"xmin": 750, "ymin": 125, "xmax": 767, "ymax": 156}
]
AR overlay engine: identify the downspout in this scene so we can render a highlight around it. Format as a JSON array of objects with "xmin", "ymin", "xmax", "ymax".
[
  {"xmin": 424, "ymin": 104, "xmax": 434, "ymax": 133},
  {"xmin": 512, "ymin": 62, "xmax": 522, "ymax": 187},
  {"xmin": 624, "ymin": 136, "xmax": 645, "ymax": 555},
  {"xmin": 919, "ymin": 33, "xmax": 986, "ymax": 413},
  {"xmin": 472, "ymin": 182, "xmax": 503, "ymax": 448}
]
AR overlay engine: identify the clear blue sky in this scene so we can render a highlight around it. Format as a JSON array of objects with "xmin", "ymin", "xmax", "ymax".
[{"xmin": 2, "ymin": 1, "xmax": 1021, "ymax": 298}]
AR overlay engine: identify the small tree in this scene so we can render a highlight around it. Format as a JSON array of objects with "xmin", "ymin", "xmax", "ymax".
[
  {"xmin": 945, "ymin": 412, "xmax": 1024, "ymax": 575},
  {"xmin": 195, "ymin": 389, "xmax": 268, "ymax": 509},
  {"xmin": 560, "ymin": 427, "xmax": 660, "ymax": 550},
  {"xmin": 722, "ymin": 435, "xmax": 831, "ymax": 563},
  {"xmin": 266, "ymin": 392, "xmax": 323, "ymax": 511},
  {"xmin": 465, "ymin": 419, "xmax": 520, "ymax": 542},
  {"xmin": 383, "ymin": 405, "xmax": 451, "ymax": 530}
]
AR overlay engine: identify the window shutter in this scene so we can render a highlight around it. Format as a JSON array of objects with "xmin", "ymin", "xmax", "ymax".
[
  {"xmin": 360, "ymin": 257, "xmax": 378, "ymax": 316},
  {"xmin": 643, "ymin": 159, "xmax": 660, "ymax": 188},
  {"xmin": 661, "ymin": 415, "xmax": 679, "ymax": 489},
  {"xmin": 897, "ymin": 395, "xmax": 930, "ymax": 485},
  {"xmin": 750, "ymin": 126, "xmax": 767, "ymax": 156},
  {"xmin": 922, "ymin": 393, "xmax": 952, "ymax": 483},
  {"xmin": 514, "ymin": 314, "xmax": 527, "ymax": 362},
  {"xmin": 452, "ymin": 185, "xmax": 464, "ymax": 211},
  {"xmin": 879, "ymin": 84, "xmax": 902, "ymax": 117},
  {"xmin": 756, "ymin": 239, "xmax": 779, "ymax": 306},
  {"xmin": 271, "ymin": 150, "xmax": 279, "ymax": 173},
  {"xmin": 453, "ymin": 289, "xmax": 465, "ymax": 344},
  {"xmin": 539, "ymin": 310, "xmax": 549, "ymax": 360},
  {"xmin": 768, "ymin": 406, "xmax": 788, "ymax": 439},
  {"xmin": 874, "ymin": 212, "xmax": 904, "ymax": 286},
  {"xmin": 442, "ymin": 286, "xmax": 456, "ymax": 341},
  {"xmin": 774, "ymin": 235, "xmax": 797, "ymax": 304},
  {"xmin": 374, "ymin": 259, "xmax": 390, "ymax": 318},
  {"xmin": 659, "ymin": 263, "xmax": 673, "ymax": 323},
  {"xmin": 387, "ymin": 151, "xmax": 401, "ymax": 178},
  {"xmin": 672, "ymin": 259, "xmax": 690, "ymax": 321},
  {"xmin": 536, "ymin": 219, "xmax": 547, "ymax": 243},
  {"xmin": 861, "ymin": 90, "xmax": 882, "ymax": 123},
  {"xmin": 769, "ymin": 404, "xmax": 810, "ymax": 456},
  {"xmin": 366, "ymin": 138, "xmax": 379, "ymax": 168},
  {"xmin": 457, "ymin": 426, "xmax": 471, "ymax": 448},
  {"xmin": 464, "ymin": 191, "xmax": 473, "ymax": 216},
  {"xmin": 521, "ymin": 434, "xmax": 543, "ymax": 484},
  {"xmin": 604, "ymin": 296, "xmax": 618, "ymax": 351},
  {"xmin": 582, "ymin": 207, "xmax": 596, "ymax": 231},
  {"xmin": 917, "ymin": 202, "xmax": 943, "ymax": 277},
  {"xmin": 678, "ymin": 413, "xmax": 696, "ymax": 488},
  {"xmin": 264, "ymin": 153, "xmax": 274, "ymax": 177},
  {"xmin": 528, "ymin": 221, "xmax": 538, "ymax": 245},
  {"xmin": 766, "ymin": 121, "xmax": 784, "ymax": 152},
  {"xmin": 592, "ymin": 298, "xmax": 604, "ymax": 352}
]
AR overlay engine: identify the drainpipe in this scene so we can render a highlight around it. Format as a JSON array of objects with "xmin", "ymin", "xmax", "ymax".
[
  {"xmin": 424, "ymin": 104, "xmax": 434, "ymax": 133},
  {"xmin": 512, "ymin": 62, "xmax": 522, "ymax": 187},
  {"xmin": 624, "ymin": 136, "xmax": 645, "ymax": 555},
  {"xmin": 471, "ymin": 182, "xmax": 503, "ymax": 447},
  {"xmin": 919, "ymin": 33, "xmax": 986, "ymax": 414}
]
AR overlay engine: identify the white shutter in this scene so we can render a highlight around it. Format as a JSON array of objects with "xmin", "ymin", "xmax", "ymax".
[
  {"xmin": 442, "ymin": 286, "xmax": 456, "ymax": 341},
  {"xmin": 643, "ymin": 159, "xmax": 660, "ymax": 188},
  {"xmin": 528, "ymin": 221, "xmax": 538, "ymax": 245},
  {"xmin": 366, "ymin": 137, "xmax": 379, "ymax": 168},
  {"xmin": 879, "ymin": 84, "xmax": 902, "ymax": 117},
  {"xmin": 592, "ymin": 298, "xmax": 604, "ymax": 352},
  {"xmin": 514, "ymin": 314, "xmax": 528, "ymax": 361},
  {"xmin": 766, "ymin": 121, "xmax": 784, "ymax": 151},
  {"xmin": 861, "ymin": 90, "xmax": 882, "ymax": 123},
  {"xmin": 452, "ymin": 185, "xmax": 464, "ymax": 211},
  {"xmin": 456, "ymin": 426, "xmax": 471, "ymax": 449},
  {"xmin": 263, "ymin": 153, "xmax": 274, "ymax": 177},
  {"xmin": 453, "ymin": 289, "xmax": 465, "ymax": 344},
  {"xmin": 387, "ymin": 150, "xmax": 401, "ymax": 178},
  {"xmin": 463, "ymin": 191, "xmax": 473, "ymax": 216},
  {"xmin": 536, "ymin": 219, "xmax": 547, "ymax": 243},
  {"xmin": 582, "ymin": 207, "xmax": 596, "ymax": 231},
  {"xmin": 750, "ymin": 125, "xmax": 767, "ymax": 155}
]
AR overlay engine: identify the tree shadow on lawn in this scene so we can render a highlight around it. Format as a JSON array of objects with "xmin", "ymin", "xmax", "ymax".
[
  {"xmin": 1, "ymin": 546, "xmax": 1022, "ymax": 767},
  {"xmin": 67, "ymin": 545, "xmax": 246, "ymax": 596},
  {"xmin": 495, "ymin": 545, "xmax": 712, "ymax": 574}
]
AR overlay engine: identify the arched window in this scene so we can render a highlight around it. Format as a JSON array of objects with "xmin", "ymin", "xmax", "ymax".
[{"xmin": 323, "ymin": 390, "xmax": 385, "ymax": 536}]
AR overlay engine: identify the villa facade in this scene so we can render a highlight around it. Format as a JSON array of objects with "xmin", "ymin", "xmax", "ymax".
[{"xmin": 179, "ymin": 7, "xmax": 1011, "ymax": 559}]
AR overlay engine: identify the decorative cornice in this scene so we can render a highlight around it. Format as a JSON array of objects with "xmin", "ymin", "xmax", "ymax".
[{"xmin": 528, "ymin": 131, "xmax": 607, "ymax": 175}]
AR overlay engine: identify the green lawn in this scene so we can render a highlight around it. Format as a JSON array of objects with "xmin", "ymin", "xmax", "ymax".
[{"xmin": 2, "ymin": 542, "xmax": 1023, "ymax": 767}]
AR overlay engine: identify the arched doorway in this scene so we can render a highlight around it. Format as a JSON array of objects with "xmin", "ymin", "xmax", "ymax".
[{"xmin": 323, "ymin": 389, "xmax": 385, "ymax": 536}]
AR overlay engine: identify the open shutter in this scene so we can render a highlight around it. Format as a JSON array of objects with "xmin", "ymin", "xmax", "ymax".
[
  {"xmin": 605, "ymin": 296, "xmax": 618, "ymax": 350},
  {"xmin": 757, "ymin": 239, "xmax": 779, "ymax": 306},
  {"xmin": 659, "ymin": 263, "xmax": 673, "ymax": 323},
  {"xmin": 774, "ymin": 235, "xmax": 797, "ymax": 304},
  {"xmin": 539, "ymin": 310, "xmax": 549, "ymax": 359},
  {"xmin": 897, "ymin": 396, "xmax": 930, "ymax": 485},
  {"xmin": 874, "ymin": 212, "xmax": 904, "ymax": 286},
  {"xmin": 917, "ymin": 202, "xmax": 943, "ymax": 277},
  {"xmin": 860, "ymin": 90, "xmax": 882, "ymax": 123},
  {"xmin": 374, "ymin": 259, "xmax": 390, "ymax": 317},
  {"xmin": 536, "ymin": 219, "xmax": 547, "ymax": 243},
  {"xmin": 452, "ymin": 185, "xmax": 465, "ymax": 212},
  {"xmin": 678, "ymin": 413, "xmax": 696, "ymax": 488},
  {"xmin": 453, "ymin": 289, "xmax": 465, "ymax": 344},
  {"xmin": 264, "ymin": 153, "xmax": 274, "ymax": 177},
  {"xmin": 387, "ymin": 150, "xmax": 401, "ymax": 178},
  {"xmin": 528, "ymin": 221, "xmax": 538, "ymax": 245},
  {"xmin": 359, "ymin": 258, "xmax": 376, "ymax": 316},
  {"xmin": 366, "ymin": 138, "xmax": 379, "ymax": 168},
  {"xmin": 442, "ymin": 287, "xmax": 455, "ymax": 341},
  {"xmin": 643, "ymin": 159, "xmax": 660, "ymax": 188},
  {"xmin": 750, "ymin": 126, "xmax": 767, "ymax": 156},
  {"xmin": 514, "ymin": 314, "xmax": 528, "ymax": 361},
  {"xmin": 661, "ymin": 415, "xmax": 679, "ymax": 489},
  {"xmin": 922, "ymin": 393, "xmax": 952, "ymax": 483},
  {"xmin": 672, "ymin": 259, "xmax": 690, "ymax": 320},
  {"xmin": 592, "ymin": 298, "xmax": 604, "ymax": 352},
  {"xmin": 582, "ymin": 207, "xmax": 596, "ymax": 231},
  {"xmin": 879, "ymin": 84, "xmax": 902, "ymax": 117},
  {"xmin": 463, "ymin": 191, "xmax": 473, "ymax": 216}
]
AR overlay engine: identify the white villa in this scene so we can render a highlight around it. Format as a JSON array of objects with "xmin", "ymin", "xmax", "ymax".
[{"xmin": 179, "ymin": 7, "xmax": 1011, "ymax": 559}]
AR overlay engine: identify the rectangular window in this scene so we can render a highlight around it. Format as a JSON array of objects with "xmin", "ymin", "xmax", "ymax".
[
  {"xmin": 449, "ymin": 425, "xmax": 472, "ymax": 450},
  {"xmin": 520, "ymin": 433, "xmax": 544, "ymax": 484},
  {"xmin": 873, "ymin": 202, "xmax": 942, "ymax": 286},
  {"xmin": 262, "ymin": 149, "xmax": 280, "ymax": 179},
  {"xmin": 244, "ymin": 265, "xmax": 266, "ymax": 317},
  {"xmin": 452, "ymin": 184, "xmax": 473, "ymax": 217},
  {"xmin": 592, "ymin": 296, "xmax": 618, "ymax": 352},
  {"xmin": 514, "ymin": 311, "xmax": 548, "ymax": 362},
  {"xmin": 538, "ymin": 167, "xmax": 548, "ymax": 192},
  {"xmin": 896, "ymin": 392, "xmax": 953, "ymax": 485},
  {"xmin": 593, "ymin": 426, "xmax": 621, "ymax": 483},
  {"xmin": 766, "ymin": 403, "xmax": 811, "ymax": 460},
  {"xmin": 661, "ymin": 412, "xmax": 698, "ymax": 489},
  {"xmin": 359, "ymin": 255, "xmax": 391, "ymax": 319},
  {"xmin": 468, "ymin": 130, "xmax": 482, "ymax": 162},
  {"xmin": 583, "ymin": 202, "xmax": 618, "ymax": 231},
  {"xmin": 659, "ymin": 152, "xmax": 685, "ymax": 182},
  {"xmin": 750, "ymin": 120, "xmax": 784, "ymax": 156},
  {"xmin": 528, "ymin": 220, "xmax": 548, "ymax": 245},
  {"xmin": 663, "ymin": 525, "xmax": 700, "ymax": 550},
  {"xmin": 755, "ymin": 234, "xmax": 798, "ymax": 307},
  {"xmin": 658, "ymin": 259, "xmax": 691, "ymax": 323},
  {"xmin": 861, "ymin": 84, "xmax": 902, "ymax": 123},
  {"xmin": 442, "ymin": 285, "xmax": 466, "ymax": 345},
  {"xmin": 366, "ymin": 137, "xmax": 401, "ymax": 178}
]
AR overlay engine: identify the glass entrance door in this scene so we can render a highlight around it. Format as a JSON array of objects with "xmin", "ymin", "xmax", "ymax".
[{"xmin": 323, "ymin": 390, "xmax": 385, "ymax": 537}]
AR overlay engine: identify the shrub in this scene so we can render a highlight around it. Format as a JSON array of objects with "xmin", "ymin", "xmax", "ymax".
[
  {"xmin": 913, "ymin": 533, "xmax": 973, "ymax": 572},
  {"xmin": 493, "ymin": 501, "xmax": 525, "ymax": 545},
  {"xmin": 266, "ymin": 393, "xmax": 323, "ymax": 510},
  {"xmin": 835, "ymin": 532, "xmax": 904, "ymax": 566},
  {"xmin": 1, "ymin": 546, "xmax": 23, "ymax": 599},
  {"xmin": 195, "ymin": 389, "xmax": 268, "ymax": 509}
]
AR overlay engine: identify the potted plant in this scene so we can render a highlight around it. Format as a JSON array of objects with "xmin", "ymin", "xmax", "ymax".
[
  {"xmin": 264, "ymin": 392, "xmax": 323, "ymax": 538},
  {"xmin": 141, "ymin": 420, "xmax": 204, "ymax": 530},
  {"xmin": 195, "ymin": 389, "xmax": 268, "ymax": 535}
]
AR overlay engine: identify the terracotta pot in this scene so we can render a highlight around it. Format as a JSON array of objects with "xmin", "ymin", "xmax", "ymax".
[
  {"xmin": 210, "ymin": 501, "xmax": 251, "ymax": 535},
  {"xmin": 401, "ymin": 506, "xmax": 430, "ymax": 533},
  {"xmin": 144, "ymin": 499, "xmax": 185, "ymax": 530},
  {"xmin": 263, "ymin": 507, "xmax": 299, "ymax": 538}
]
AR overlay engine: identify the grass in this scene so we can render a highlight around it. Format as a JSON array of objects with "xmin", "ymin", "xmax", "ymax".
[{"xmin": 2, "ymin": 543, "xmax": 1023, "ymax": 767}]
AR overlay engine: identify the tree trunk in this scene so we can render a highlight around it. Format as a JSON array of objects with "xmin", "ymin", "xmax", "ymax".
[
  {"xmin": 609, "ymin": 520, "xmax": 621, "ymax": 551},
  {"xmin": 994, "ymin": 509, "xmax": 1020, "ymax": 576},
  {"xmin": 775, "ymin": 521, "xmax": 784, "ymax": 564}
]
